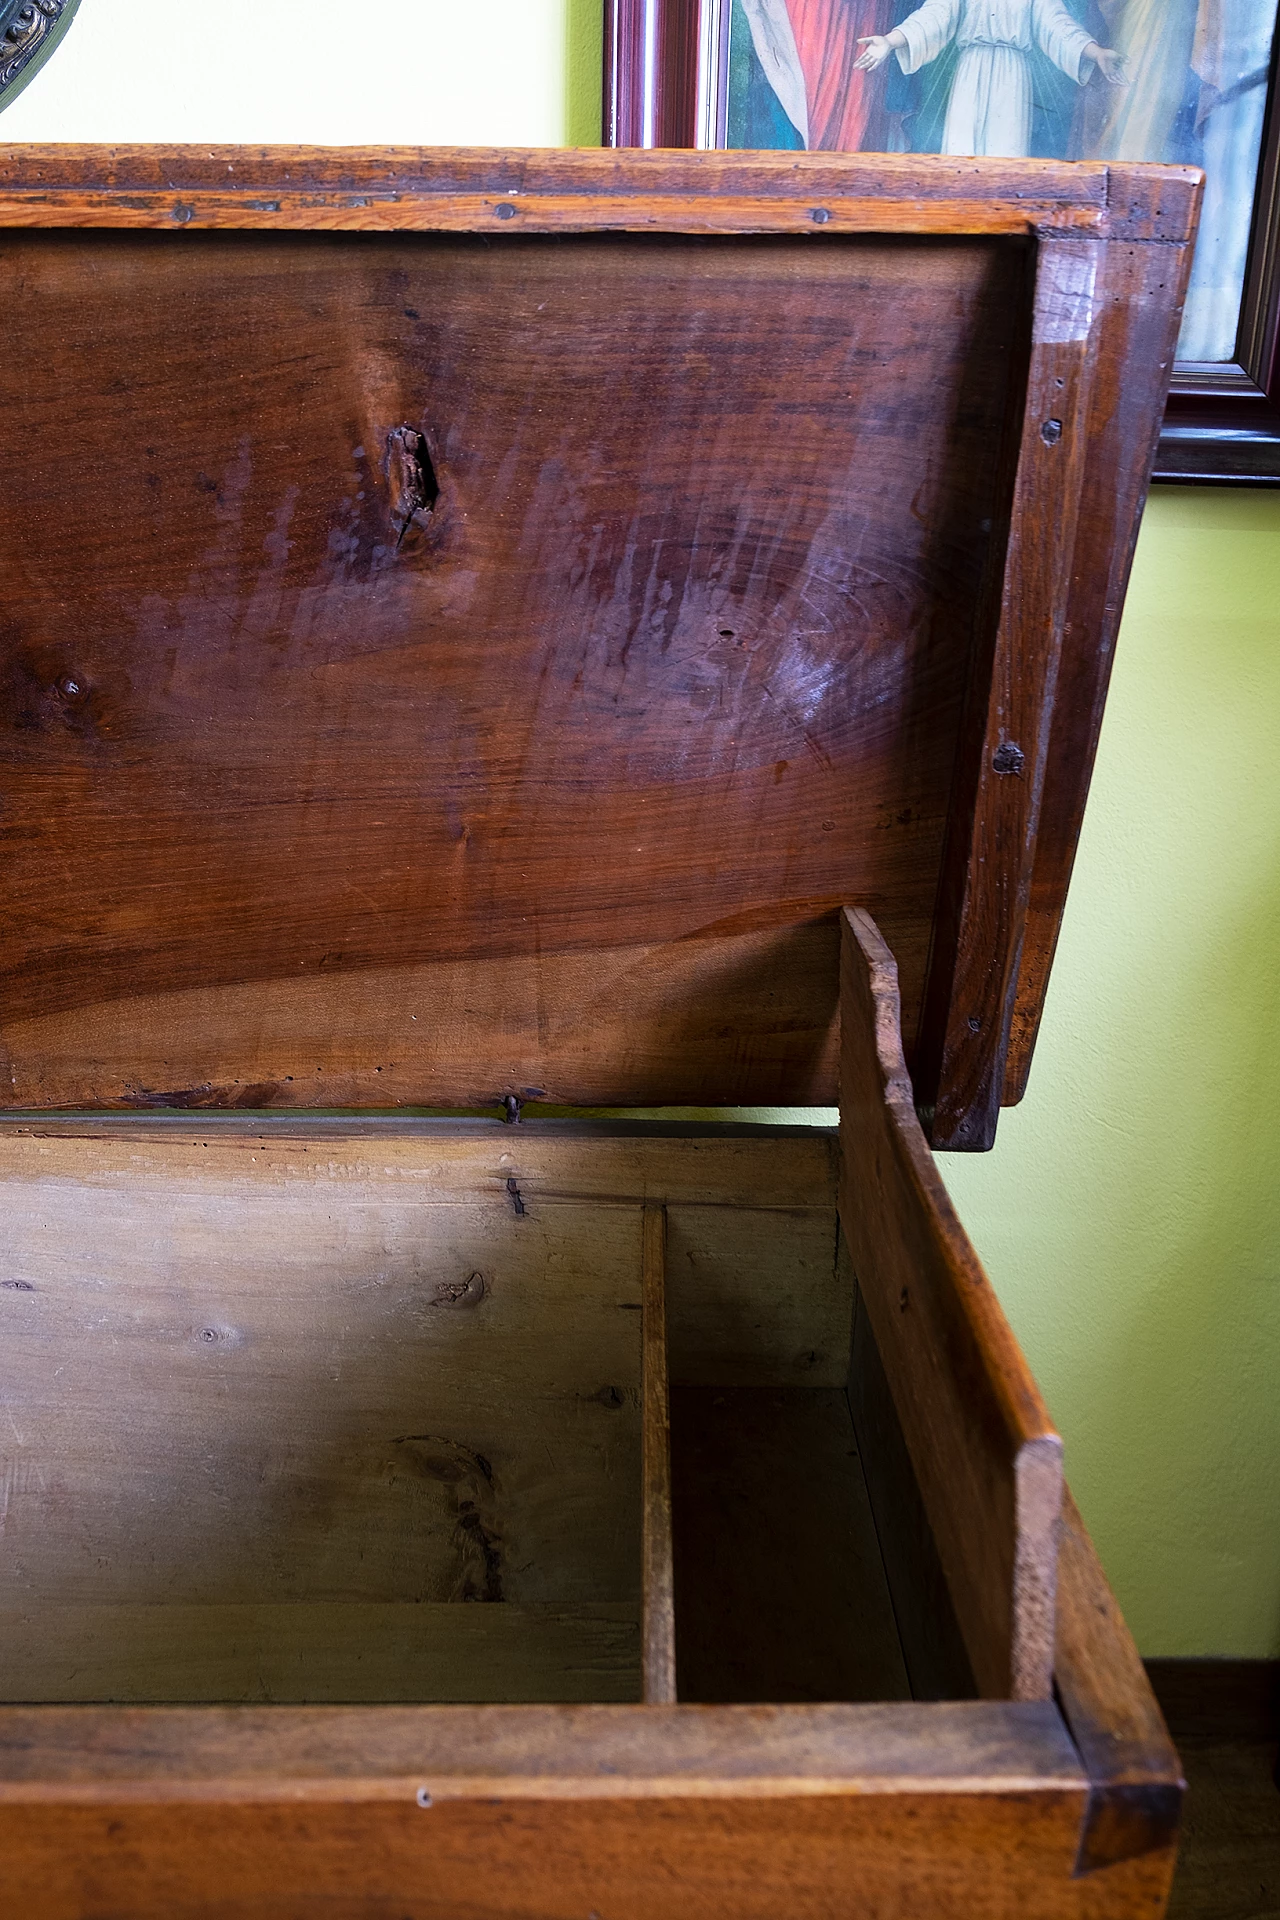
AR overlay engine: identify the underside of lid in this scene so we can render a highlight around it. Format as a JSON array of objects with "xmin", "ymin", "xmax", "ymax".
[{"xmin": 0, "ymin": 150, "xmax": 1201, "ymax": 1139}]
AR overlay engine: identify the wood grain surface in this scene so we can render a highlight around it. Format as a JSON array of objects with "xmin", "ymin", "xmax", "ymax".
[
  {"xmin": 1006, "ymin": 178, "xmax": 1203, "ymax": 1100},
  {"xmin": 0, "ymin": 148, "xmax": 1200, "ymax": 1127},
  {"xmin": 0, "ymin": 1122, "xmax": 840, "ymax": 1705},
  {"xmin": 0, "ymin": 144, "xmax": 1192, "ymax": 233},
  {"xmin": 848, "ymin": 1275, "xmax": 978, "ymax": 1704},
  {"xmin": 1055, "ymin": 1489, "xmax": 1184, "ymax": 1878},
  {"xmin": 0, "ymin": 221, "xmax": 1016, "ymax": 1110},
  {"xmin": 839, "ymin": 909, "xmax": 1062, "ymax": 1701},
  {"xmin": 0, "ymin": 1692, "xmax": 1185, "ymax": 1920},
  {"xmin": 916, "ymin": 235, "xmax": 1102, "ymax": 1149}
]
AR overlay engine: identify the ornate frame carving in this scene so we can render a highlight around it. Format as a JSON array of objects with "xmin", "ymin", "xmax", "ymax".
[{"xmin": 0, "ymin": 0, "xmax": 80, "ymax": 113}]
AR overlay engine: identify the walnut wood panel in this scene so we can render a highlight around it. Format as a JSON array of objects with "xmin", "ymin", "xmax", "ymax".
[
  {"xmin": 0, "ymin": 148, "xmax": 1200, "ymax": 1127},
  {"xmin": 0, "ymin": 1486, "xmax": 1183, "ymax": 1910},
  {"xmin": 845, "ymin": 1271, "xmax": 1182, "ymax": 1880},
  {"xmin": 839, "ymin": 909, "xmax": 1062, "ymax": 1701},
  {"xmin": 0, "ymin": 1702, "xmax": 1185, "ymax": 1919},
  {"xmin": 641, "ymin": 1204, "xmax": 676, "ymax": 1704},
  {"xmin": 0, "ymin": 220, "xmax": 1024, "ymax": 1110},
  {"xmin": 0, "ymin": 925, "xmax": 850, "ymax": 1112},
  {"xmin": 0, "ymin": 1698, "xmax": 1084, "ymax": 1802}
]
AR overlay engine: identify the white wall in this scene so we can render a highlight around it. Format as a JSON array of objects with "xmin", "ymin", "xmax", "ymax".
[{"xmin": 0, "ymin": 0, "xmax": 572, "ymax": 145}]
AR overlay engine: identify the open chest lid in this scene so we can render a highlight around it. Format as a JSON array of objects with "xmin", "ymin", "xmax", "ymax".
[{"xmin": 0, "ymin": 147, "xmax": 1199, "ymax": 1147}]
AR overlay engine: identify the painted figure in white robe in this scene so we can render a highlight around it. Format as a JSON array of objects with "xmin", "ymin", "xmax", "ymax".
[{"xmin": 854, "ymin": 0, "xmax": 1127, "ymax": 157}]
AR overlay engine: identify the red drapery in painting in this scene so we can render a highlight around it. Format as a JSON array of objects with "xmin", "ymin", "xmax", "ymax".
[{"xmin": 786, "ymin": 0, "xmax": 895, "ymax": 149}]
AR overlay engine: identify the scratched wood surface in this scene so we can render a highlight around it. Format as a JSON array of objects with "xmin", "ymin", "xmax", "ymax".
[
  {"xmin": 0, "ymin": 1124, "xmax": 842, "ymax": 1704},
  {"xmin": 0, "ymin": 221, "xmax": 1018, "ymax": 1111},
  {"xmin": 0, "ymin": 149, "xmax": 1199, "ymax": 1125},
  {"xmin": 0, "ymin": 143, "xmax": 1172, "ymax": 232}
]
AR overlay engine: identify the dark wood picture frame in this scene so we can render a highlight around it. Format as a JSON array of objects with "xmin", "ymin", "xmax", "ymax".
[{"xmin": 604, "ymin": 0, "xmax": 1280, "ymax": 484}]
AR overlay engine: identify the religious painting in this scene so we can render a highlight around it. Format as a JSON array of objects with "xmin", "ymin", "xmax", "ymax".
[
  {"xmin": 724, "ymin": 0, "xmax": 1278, "ymax": 365},
  {"xmin": 601, "ymin": 0, "xmax": 1280, "ymax": 475}
]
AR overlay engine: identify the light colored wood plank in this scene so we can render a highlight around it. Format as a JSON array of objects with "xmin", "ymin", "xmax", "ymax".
[
  {"xmin": 0, "ymin": 1122, "xmax": 835, "ymax": 1211},
  {"xmin": 0, "ymin": 1122, "xmax": 846, "ymax": 1707},
  {"xmin": 665, "ymin": 1204, "xmax": 848, "ymax": 1388},
  {"xmin": 839, "ymin": 909, "xmax": 1062, "ymax": 1701},
  {"xmin": 0, "ymin": 1171, "xmax": 645, "ymax": 1703},
  {"xmin": 641, "ymin": 1206, "xmax": 675, "ymax": 1705},
  {"xmin": 0, "ymin": 1605, "xmax": 639, "ymax": 1706}
]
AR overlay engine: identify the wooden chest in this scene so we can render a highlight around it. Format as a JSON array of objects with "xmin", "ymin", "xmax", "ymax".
[{"xmin": 0, "ymin": 145, "xmax": 1200, "ymax": 1917}]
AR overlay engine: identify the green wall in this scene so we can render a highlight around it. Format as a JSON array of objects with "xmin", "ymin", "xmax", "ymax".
[
  {"xmin": 7, "ymin": 0, "xmax": 1277, "ymax": 1660},
  {"xmin": 944, "ymin": 490, "xmax": 1280, "ymax": 1659}
]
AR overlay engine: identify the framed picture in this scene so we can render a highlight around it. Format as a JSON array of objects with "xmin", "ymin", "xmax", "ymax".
[
  {"xmin": 605, "ymin": 0, "xmax": 1280, "ymax": 482},
  {"xmin": 0, "ymin": 1, "xmax": 81, "ymax": 116}
]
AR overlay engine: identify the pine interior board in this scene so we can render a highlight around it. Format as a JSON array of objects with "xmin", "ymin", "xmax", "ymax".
[
  {"xmin": 0, "ymin": 1155, "xmax": 647, "ymax": 1704},
  {"xmin": 0, "ymin": 1606, "xmax": 640, "ymax": 1708},
  {"xmin": 665, "ymin": 1202, "xmax": 850, "ymax": 1388},
  {"xmin": 0, "ymin": 1123, "xmax": 848, "ymax": 1706},
  {"xmin": 670, "ymin": 1386, "xmax": 910, "ymax": 1706}
]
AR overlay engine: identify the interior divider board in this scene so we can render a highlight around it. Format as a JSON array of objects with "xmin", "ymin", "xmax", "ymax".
[
  {"xmin": 838, "ymin": 908, "xmax": 1063, "ymax": 1703},
  {"xmin": 641, "ymin": 1203, "xmax": 676, "ymax": 1705}
]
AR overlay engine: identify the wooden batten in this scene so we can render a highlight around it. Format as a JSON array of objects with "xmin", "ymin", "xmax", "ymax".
[
  {"xmin": 915, "ymin": 233, "xmax": 1102, "ymax": 1151},
  {"xmin": 839, "ymin": 908, "xmax": 1063, "ymax": 1700},
  {"xmin": 641, "ymin": 1204, "xmax": 676, "ymax": 1705}
]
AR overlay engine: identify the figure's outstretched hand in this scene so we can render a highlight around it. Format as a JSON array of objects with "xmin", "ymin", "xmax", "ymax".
[
  {"xmin": 854, "ymin": 35, "xmax": 893, "ymax": 71},
  {"xmin": 1088, "ymin": 43, "xmax": 1128, "ymax": 84}
]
